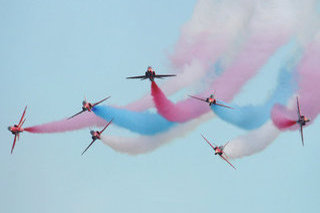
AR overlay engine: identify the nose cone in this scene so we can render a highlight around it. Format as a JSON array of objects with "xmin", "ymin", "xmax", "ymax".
[
  {"xmin": 8, "ymin": 126, "xmax": 11, "ymax": 131},
  {"xmin": 82, "ymin": 101, "xmax": 87, "ymax": 106},
  {"xmin": 90, "ymin": 130, "xmax": 95, "ymax": 136}
]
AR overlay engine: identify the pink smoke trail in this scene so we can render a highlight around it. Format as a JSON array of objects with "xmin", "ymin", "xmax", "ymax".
[
  {"xmin": 151, "ymin": 81, "xmax": 209, "ymax": 122},
  {"xmin": 151, "ymin": 33, "xmax": 290, "ymax": 123},
  {"xmin": 24, "ymin": 112, "xmax": 106, "ymax": 133},
  {"xmin": 295, "ymin": 42, "xmax": 320, "ymax": 120},
  {"xmin": 210, "ymin": 34, "xmax": 291, "ymax": 101},
  {"xmin": 272, "ymin": 39, "xmax": 320, "ymax": 130},
  {"xmin": 271, "ymin": 104, "xmax": 297, "ymax": 129}
]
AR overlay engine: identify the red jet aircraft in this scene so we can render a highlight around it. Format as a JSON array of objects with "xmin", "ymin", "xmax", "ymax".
[
  {"xmin": 8, "ymin": 106, "xmax": 27, "ymax": 154},
  {"xmin": 296, "ymin": 97, "xmax": 310, "ymax": 146},
  {"xmin": 189, "ymin": 92, "xmax": 233, "ymax": 109},
  {"xmin": 68, "ymin": 96, "xmax": 110, "ymax": 120},
  {"xmin": 201, "ymin": 134, "xmax": 236, "ymax": 170},
  {"xmin": 81, "ymin": 119, "xmax": 113, "ymax": 155},
  {"xmin": 126, "ymin": 66, "xmax": 176, "ymax": 82}
]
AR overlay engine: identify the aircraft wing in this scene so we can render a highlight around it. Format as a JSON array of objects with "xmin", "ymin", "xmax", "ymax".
[
  {"xmin": 19, "ymin": 118, "xmax": 26, "ymax": 128},
  {"xmin": 81, "ymin": 139, "xmax": 97, "ymax": 155},
  {"xmin": 297, "ymin": 97, "xmax": 302, "ymax": 117},
  {"xmin": 219, "ymin": 154, "xmax": 236, "ymax": 170},
  {"xmin": 93, "ymin": 96, "xmax": 111, "ymax": 107},
  {"xmin": 126, "ymin": 75, "xmax": 147, "ymax": 79},
  {"xmin": 299, "ymin": 124, "xmax": 304, "ymax": 146},
  {"xmin": 189, "ymin": 95, "xmax": 207, "ymax": 103},
  {"xmin": 11, "ymin": 134, "xmax": 18, "ymax": 154},
  {"xmin": 201, "ymin": 134, "xmax": 217, "ymax": 150},
  {"xmin": 223, "ymin": 141, "xmax": 230, "ymax": 149},
  {"xmin": 222, "ymin": 141, "xmax": 230, "ymax": 155},
  {"xmin": 223, "ymin": 152, "xmax": 230, "ymax": 160},
  {"xmin": 99, "ymin": 119, "xmax": 113, "ymax": 134},
  {"xmin": 154, "ymin": 74, "xmax": 176, "ymax": 78},
  {"xmin": 215, "ymin": 102, "xmax": 233, "ymax": 109},
  {"xmin": 67, "ymin": 110, "xmax": 84, "ymax": 120},
  {"xmin": 18, "ymin": 106, "xmax": 27, "ymax": 126}
]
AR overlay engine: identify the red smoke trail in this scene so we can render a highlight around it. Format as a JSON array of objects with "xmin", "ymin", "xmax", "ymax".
[
  {"xmin": 24, "ymin": 112, "xmax": 107, "ymax": 133},
  {"xmin": 151, "ymin": 81, "xmax": 208, "ymax": 123},
  {"xmin": 271, "ymin": 104, "xmax": 297, "ymax": 130}
]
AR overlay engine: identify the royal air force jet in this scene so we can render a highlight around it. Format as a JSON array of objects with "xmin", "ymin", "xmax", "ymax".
[
  {"xmin": 126, "ymin": 66, "xmax": 176, "ymax": 82},
  {"xmin": 8, "ymin": 106, "xmax": 27, "ymax": 154},
  {"xmin": 296, "ymin": 97, "xmax": 310, "ymax": 146},
  {"xmin": 201, "ymin": 134, "xmax": 236, "ymax": 170},
  {"xmin": 189, "ymin": 92, "xmax": 233, "ymax": 109}
]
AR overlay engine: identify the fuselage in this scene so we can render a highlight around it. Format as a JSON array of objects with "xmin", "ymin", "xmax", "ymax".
[
  {"xmin": 206, "ymin": 95, "xmax": 216, "ymax": 106},
  {"xmin": 82, "ymin": 102, "xmax": 93, "ymax": 112},
  {"xmin": 91, "ymin": 131, "xmax": 101, "ymax": 140},
  {"xmin": 214, "ymin": 146, "xmax": 223, "ymax": 155},
  {"xmin": 297, "ymin": 116, "xmax": 310, "ymax": 126},
  {"xmin": 145, "ymin": 70, "xmax": 156, "ymax": 81},
  {"xmin": 8, "ymin": 125, "xmax": 23, "ymax": 135}
]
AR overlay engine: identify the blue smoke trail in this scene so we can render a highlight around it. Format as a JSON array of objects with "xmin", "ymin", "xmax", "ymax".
[
  {"xmin": 93, "ymin": 105, "xmax": 176, "ymax": 135},
  {"xmin": 211, "ymin": 68, "xmax": 297, "ymax": 130}
]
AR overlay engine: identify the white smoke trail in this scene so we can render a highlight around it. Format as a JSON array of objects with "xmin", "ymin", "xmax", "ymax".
[
  {"xmin": 225, "ymin": 96, "xmax": 299, "ymax": 159},
  {"xmin": 223, "ymin": 121, "xmax": 281, "ymax": 159},
  {"xmin": 100, "ymin": 113, "xmax": 213, "ymax": 155}
]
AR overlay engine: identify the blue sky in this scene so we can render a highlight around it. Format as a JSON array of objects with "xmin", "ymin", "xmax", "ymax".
[{"xmin": 1, "ymin": 1, "xmax": 319, "ymax": 213}]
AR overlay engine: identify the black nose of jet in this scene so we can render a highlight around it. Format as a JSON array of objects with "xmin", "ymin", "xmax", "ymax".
[{"xmin": 90, "ymin": 130, "xmax": 95, "ymax": 136}]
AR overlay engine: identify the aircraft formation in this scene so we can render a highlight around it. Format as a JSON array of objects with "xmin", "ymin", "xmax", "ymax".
[{"xmin": 7, "ymin": 66, "xmax": 310, "ymax": 170}]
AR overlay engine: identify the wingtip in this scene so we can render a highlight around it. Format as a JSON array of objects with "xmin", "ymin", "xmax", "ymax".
[
  {"xmin": 101, "ymin": 96, "xmax": 111, "ymax": 102},
  {"xmin": 66, "ymin": 116, "xmax": 73, "ymax": 120},
  {"xmin": 81, "ymin": 147, "xmax": 88, "ymax": 156}
]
